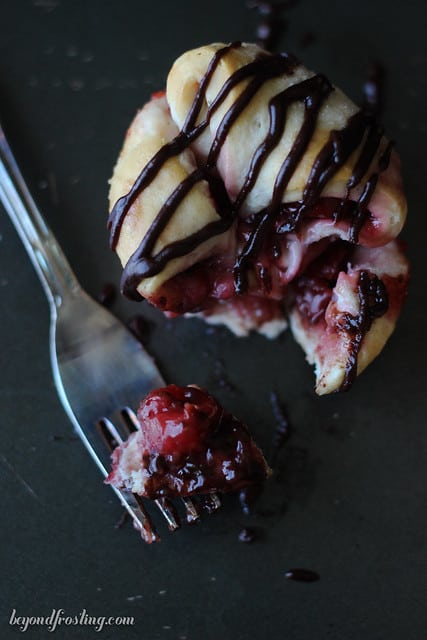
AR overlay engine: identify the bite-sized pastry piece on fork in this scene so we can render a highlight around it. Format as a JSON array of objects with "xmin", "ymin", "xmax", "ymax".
[{"xmin": 106, "ymin": 384, "xmax": 270, "ymax": 501}]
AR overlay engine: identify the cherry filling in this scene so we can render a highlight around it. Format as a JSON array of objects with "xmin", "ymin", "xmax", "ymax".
[
  {"xmin": 292, "ymin": 241, "xmax": 353, "ymax": 325},
  {"xmin": 147, "ymin": 197, "xmax": 376, "ymax": 319},
  {"xmin": 106, "ymin": 385, "xmax": 270, "ymax": 499}
]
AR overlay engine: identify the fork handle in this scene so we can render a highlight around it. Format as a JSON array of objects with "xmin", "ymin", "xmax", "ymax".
[{"xmin": 0, "ymin": 124, "xmax": 80, "ymax": 309}]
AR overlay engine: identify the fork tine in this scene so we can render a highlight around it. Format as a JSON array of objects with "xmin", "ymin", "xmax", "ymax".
[
  {"xmin": 120, "ymin": 407, "xmax": 139, "ymax": 433},
  {"xmin": 97, "ymin": 418, "xmax": 122, "ymax": 449},
  {"xmin": 120, "ymin": 407, "xmax": 221, "ymax": 531},
  {"xmin": 181, "ymin": 497, "xmax": 200, "ymax": 524},
  {"xmin": 119, "ymin": 408, "xmax": 182, "ymax": 532},
  {"xmin": 132, "ymin": 494, "xmax": 161, "ymax": 543},
  {"xmin": 98, "ymin": 417, "xmax": 161, "ymax": 541},
  {"xmin": 155, "ymin": 498, "xmax": 180, "ymax": 532},
  {"xmin": 101, "ymin": 414, "xmax": 182, "ymax": 533}
]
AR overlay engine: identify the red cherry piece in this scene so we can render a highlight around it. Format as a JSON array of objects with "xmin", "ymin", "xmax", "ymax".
[{"xmin": 137, "ymin": 385, "xmax": 222, "ymax": 456}]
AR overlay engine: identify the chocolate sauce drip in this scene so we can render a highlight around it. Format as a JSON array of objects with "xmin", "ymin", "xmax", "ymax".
[
  {"xmin": 340, "ymin": 270, "xmax": 389, "ymax": 391},
  {"xmin": 347, "ymin": 137, "xmax": 393, "ymax": 244},
  {"xmin": 303, "ymin": 111, "xmax": 367, "ymax": 209},
  {"xmin": 333, "ymin": 121, "xmax": 382, "ymax": 225},
  {"xmin": 363, "ymin": 62, "xmax": 385, "ymax": 119},
  {"xmin": 284, "ymin": 568, "xmax": 320, "ymax": 582},
  {"xmin": 109, "ymin": 43, "xmax": 389, "ymax": 301}
]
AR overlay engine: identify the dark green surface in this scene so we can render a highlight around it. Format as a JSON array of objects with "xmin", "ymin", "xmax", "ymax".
[{"xmin": 0, "ymin": 1, "xmax": 426, "ymax": 638}]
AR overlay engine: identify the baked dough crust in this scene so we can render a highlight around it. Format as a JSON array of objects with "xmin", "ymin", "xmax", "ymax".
[{"xmin": 108, "ymin": 43, "xmax": 409, "ymax": 394}]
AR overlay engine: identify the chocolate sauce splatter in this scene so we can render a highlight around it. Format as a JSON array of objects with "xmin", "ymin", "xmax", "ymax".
[
  {"xmin": 285, "ymin": 568, "xmax": 320, "ymax": 582},
  {"xmin": 238, "ymin": 526, "xmax": 258, "ymax": 542},
  {"xmin": 247, "ymin": 1, "xmax": 297, "ymax": 52},
  {"xmin": 362, "ymin": 61, "xmax": 385, "ymax": 119}
]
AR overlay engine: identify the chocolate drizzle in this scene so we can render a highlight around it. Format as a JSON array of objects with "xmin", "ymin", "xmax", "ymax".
[
  {"xmin": 340, "ymin": 270, "xmax": 389, "ymax": 391},
  {"xmin": 233, "ymin": 72, "xmax": 334, "ymax": 292},
  {"xmin": 108, "ymin": 42, "xmax": 390, "ymax": 319}
]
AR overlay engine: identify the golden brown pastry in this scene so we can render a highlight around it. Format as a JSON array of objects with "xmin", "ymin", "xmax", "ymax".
[{"xmin": 108, "ymin": 42, "xmax": 409, "ymax": 394}]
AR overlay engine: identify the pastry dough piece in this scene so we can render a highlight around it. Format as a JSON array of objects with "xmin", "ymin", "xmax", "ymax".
[
  {"xmin": 109, "ymin": 94, "xmax": 235, "ymax": 298},
  {"xmin": 289, "ymin": 240, "xmax": 409, "ymax": 394},
  {"xmin": 108, "ymin": 42, "xmax": 409, "ymax": 394}
]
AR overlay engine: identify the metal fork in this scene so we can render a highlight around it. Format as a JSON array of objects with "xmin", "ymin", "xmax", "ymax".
[{"xmin": 0, "ymin": 123, "xmax": 221, "ymax": 542}]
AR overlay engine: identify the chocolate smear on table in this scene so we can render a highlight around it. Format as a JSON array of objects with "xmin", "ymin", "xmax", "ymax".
[
  {"xmin": 269, "ymin": 390, "xmax": 292, "ymax": 466},
  {"xmin": 285, "ymin": 568, "xmax": 320, "ymax": 582}
]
